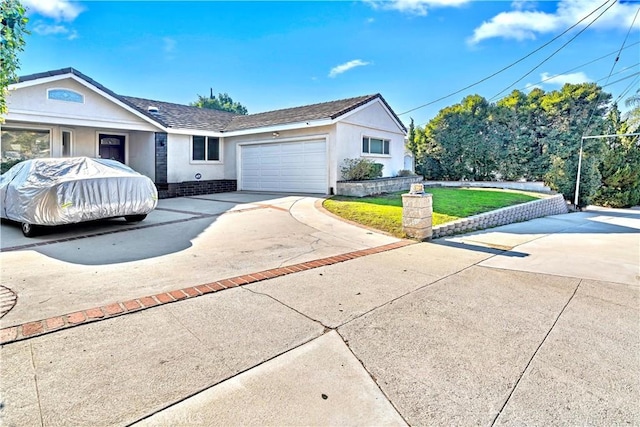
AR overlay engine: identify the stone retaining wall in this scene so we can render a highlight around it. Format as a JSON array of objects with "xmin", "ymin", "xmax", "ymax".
[
  {"xmin": 336, "ymin": 176, "xmax": 423, "ymax": 197},
  {"xmin": 432, "ymin": 194, "xmax": 568, "ymax": 238}
]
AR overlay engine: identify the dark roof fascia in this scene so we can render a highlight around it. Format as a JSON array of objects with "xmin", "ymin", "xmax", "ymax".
[{"xmin": 17, "ymin": 67, "xmax": 169, "ymax": 128}]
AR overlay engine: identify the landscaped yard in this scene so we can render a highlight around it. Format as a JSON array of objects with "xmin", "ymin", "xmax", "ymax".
[{"xmin": 323, "ymin": 187, "xmax": 540, "ymax": 237}]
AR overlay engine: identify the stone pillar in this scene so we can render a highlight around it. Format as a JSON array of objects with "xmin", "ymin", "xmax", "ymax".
[{"xmin": 402, "ymin": 183, "xmax": 433, "ymax": 241}]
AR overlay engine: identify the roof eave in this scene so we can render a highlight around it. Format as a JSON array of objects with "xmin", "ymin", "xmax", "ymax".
[
  {"xmin": 220, "ymin": 118, "xmax": 334, "ymax": 137},
  {"xmin": 10, "ymin": 68, "xmax": 170, "ymax": 131},
  {"xmin": 331, "ymin": 95, "xmax": 407, "ymax": 134}
]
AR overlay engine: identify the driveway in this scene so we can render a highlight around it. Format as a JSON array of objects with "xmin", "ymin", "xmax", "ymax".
[
  {"xmin": 0, "ymin": 198, "xmax": 638, "ymax": 426},
  {"xmin": 0, "ymin": 192, "xmax": 398, "ymax": 328}
]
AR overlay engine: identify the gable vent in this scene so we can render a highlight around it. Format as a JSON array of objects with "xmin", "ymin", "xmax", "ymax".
[{"xmin": 147, "ymin": 106, "xmax": 159, "ymax": 114}]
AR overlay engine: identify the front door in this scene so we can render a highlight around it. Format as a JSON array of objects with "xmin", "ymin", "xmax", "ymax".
[{"xmin": 99, "ymin": 134, "xmax": 125, "ymax": 163}]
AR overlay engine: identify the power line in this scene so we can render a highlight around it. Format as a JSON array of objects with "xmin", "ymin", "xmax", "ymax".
[
  {"xmin": 398, "ymin": 0, "xmax": 614, "ymax": 116},
  {"xmin": 582, "ymin": 4, "xmax": 640, "ymax": 138},
  {"xmin": 575, "ymin": 4, "xmax": 639, "ymax": 207},
  {"xmin": 601, "ymin": 71, "xmax": 640, "ymax": 89},
  {"xmin": 614, "ymin": 74, "xmax": 640, "ymax": 104},
  {"xmin": 488, "ymin": 42, "xmax": 640, "ymax": 101},
  {"xmin": 489, "ymin": 0, "xmax": 618, "ymax": 101}
]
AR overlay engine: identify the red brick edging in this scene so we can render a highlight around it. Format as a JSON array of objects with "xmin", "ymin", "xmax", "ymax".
[{"xmin": 0, "ymin": 240, "xmax": 413, "ymax": 345}]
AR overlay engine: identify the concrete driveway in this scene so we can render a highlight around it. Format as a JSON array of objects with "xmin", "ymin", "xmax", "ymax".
[
  {"xmin": 0, "ymin": 197, "xmax": 638, "ymax": 426},
  {"xmin": 0, "ymin": 192, "xmax": 398, "ymax": 327}
]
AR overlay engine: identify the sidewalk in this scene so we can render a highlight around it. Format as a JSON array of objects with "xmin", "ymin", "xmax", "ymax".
[{"xmin": 1, "ymin": 205, "xmax": 638, "ymax": 426}]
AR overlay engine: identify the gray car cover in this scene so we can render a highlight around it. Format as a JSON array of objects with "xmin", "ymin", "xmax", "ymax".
[{"xmin": 0, "ymin": 157, "xmax": 158, "ymax": 225}]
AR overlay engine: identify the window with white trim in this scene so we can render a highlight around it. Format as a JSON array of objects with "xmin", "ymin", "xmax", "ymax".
[
  {"xmin": 192, "ymin": 136, "xmax": 220, "ymax": 162},
  {"xmin": 362, "ymin": 137, "xmax": 390, "ymax": 155},
  {"xmin": 47, "ymin": 88, "xmax": 84, "ymax": 103}
]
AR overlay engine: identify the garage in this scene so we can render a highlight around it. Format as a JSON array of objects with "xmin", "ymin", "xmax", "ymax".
[{"xmin": 240, "ymin": 140, "xmax": 327, "ymax": 194}]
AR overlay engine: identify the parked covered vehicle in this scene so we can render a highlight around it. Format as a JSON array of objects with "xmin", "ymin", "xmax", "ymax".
[{"xmin": 0, "ymin": 157, "xmax": 158, "ymax": 237}]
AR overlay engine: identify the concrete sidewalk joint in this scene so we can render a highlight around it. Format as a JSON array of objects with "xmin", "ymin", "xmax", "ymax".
[{"xmin": 0, "ymin": 240, "xmax": 413, "ymax": 345}]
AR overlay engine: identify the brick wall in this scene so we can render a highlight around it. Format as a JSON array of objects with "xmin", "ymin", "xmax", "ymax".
[{"xmin": 156, "ymin": 180, "xmax": 237, "ymax": 199}]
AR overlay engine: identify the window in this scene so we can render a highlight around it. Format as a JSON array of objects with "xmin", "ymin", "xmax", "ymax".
[
  {"xmin": 362, "ymin": 137, "xmax": 390, "ymax": 155},
  {"xmin": 47, "ymin": 89, "xmax": 84, "ymax": 103},
  {"xmin": 1, "ymin": 128, "xmax": 51, "ymax": 162},
  {"xmin": 192, "ymin": 136, "xmax": 220, "ymax": 162}
]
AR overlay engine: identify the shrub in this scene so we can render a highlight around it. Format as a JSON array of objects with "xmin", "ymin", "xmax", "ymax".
[
  {"xmin": 340, "ymin": 158, "xmax": 384, "ymax": 181},
  {"xmin": 396, "ymin": 169, "xmax": 414, "ymax": 177},
  {"xmin": 1, "ymin": 159, "xmax": 23, "ymax": 174}
]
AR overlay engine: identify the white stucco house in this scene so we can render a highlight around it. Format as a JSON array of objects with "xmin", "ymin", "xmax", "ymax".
[{"xmin": 1, "ymin": 68, "xmax": 408, "ymax": 197}]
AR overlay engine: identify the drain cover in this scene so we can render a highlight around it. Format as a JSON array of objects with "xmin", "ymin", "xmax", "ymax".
[{"xmin": 0, "ymin": 286, "xmax": 17, "ymax": 318}]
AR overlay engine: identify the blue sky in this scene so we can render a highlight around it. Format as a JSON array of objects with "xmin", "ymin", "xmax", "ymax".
[{"xmin": 18, "ymin": 0, "xmax": 640, "ymax": 126}]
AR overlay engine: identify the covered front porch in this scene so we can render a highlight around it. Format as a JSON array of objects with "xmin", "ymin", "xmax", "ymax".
[{"xmin": 1, "ymin": 122, "xmax": 159, "ymax": 181}]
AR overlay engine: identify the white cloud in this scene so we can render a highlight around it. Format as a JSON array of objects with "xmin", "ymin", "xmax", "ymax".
[
  {"xmin": 540, "ymin": 71, "xmax": 590, "ymax": 86},
  {"xmin": 511, "ymin": 1, "xmax": 538, "ymax": 11},
  {"xmin": 163, "ymin": 37, "xmax": 176, "ymax": 53},
  {"xmin": 22, "ymin": 0, "xmax": 84, "ymax": 21},
  {"xmin": 328, "ymin": 59, "xmax": 371, "ymax": 78},
  {"xmin": 33, "ymin": 22, "xmax": 68, "ymax": 35},
  {"xmin": 470, "ymin": 0, "xmax": 640, "ymax": 44},
  {"xmin": 365, "ymin": 0, "xmax": 470, "ymax": 16},
  {"xmin": 525, "ymin": 71, "xmax": 591, "ymax": 91},
  {"xmin": 32, "ymin": 21, "xmax": 77, "ymax": 40}
]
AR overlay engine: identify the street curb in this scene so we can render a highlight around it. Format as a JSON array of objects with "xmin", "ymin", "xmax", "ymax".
[{"xmin": 0, "ymin": 240, "xmax": 414, "ymax": 345}]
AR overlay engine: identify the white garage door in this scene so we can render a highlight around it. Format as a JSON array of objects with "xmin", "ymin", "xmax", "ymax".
[{"xmin": 241, "ymin": 140, "xmax": 327, "ymax": 194}]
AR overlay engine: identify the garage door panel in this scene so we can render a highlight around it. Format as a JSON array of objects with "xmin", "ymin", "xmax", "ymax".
[{"xmin": 240, "ymin": 140, "xmax": 327, "ymax": 193}]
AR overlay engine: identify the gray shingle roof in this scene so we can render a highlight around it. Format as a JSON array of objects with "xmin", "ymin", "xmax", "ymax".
[
  {"xmin": 224, "ymin": 94, "xmax": 407, "ymax": 132},
  {"xmin": 121, "ymin": 96, "xmax": 236, "ymax": 131},
  {"xmin": 17, "ymin": 68, "xmax": 406, "ymax": 133}
]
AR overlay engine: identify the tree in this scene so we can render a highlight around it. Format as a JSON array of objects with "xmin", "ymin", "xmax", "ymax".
[
  {"xmin": 624, "ymin": 89, "xmax": 640, "ymax": 132},
  {"xmin": 419, "ymin": 94, "xmax": 496, "ymax": 180},
  {"xmin": 541, "ymin": 83, "xmax": 610, "ymax": 206},
  {"xmin": 190, "ymin": 89, "xmax": 248, "ymax": 115},
  {"xmin": 406, "ymin": 118, "xmax": 417, "ymax": 160},
  {"xmin": 593, "ymin": 106, "xmax": 640, "ymax": 208},
  {"xmin": 1, "ymin": 0, "xmax": 29, "ymax": 122}
]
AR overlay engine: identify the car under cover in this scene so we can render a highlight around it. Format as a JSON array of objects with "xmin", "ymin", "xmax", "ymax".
[{"xmin": 0, "ymin": 157, "xmax": 158, "ymax": 226}]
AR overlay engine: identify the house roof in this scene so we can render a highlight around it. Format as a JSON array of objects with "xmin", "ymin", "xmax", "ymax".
[
  {"xmin": 122, "ymin": 96, "xmax": 237, "ymax": 131},
  {"xmin": 224, "ymin": 94, "xmax": 406, "ymax": 132},
  {"xmin": 17, "ymin": 68, "xmax": 172, "ymax": 128},
  {"xmin": 16, "ymin": 67, "xmax": 406, "ymax": 133}
]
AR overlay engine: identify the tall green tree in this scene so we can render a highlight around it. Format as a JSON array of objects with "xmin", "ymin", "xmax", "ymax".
[
  {"xmin": 420, "ymin": 94, "xmax": 496, "ymax": 180},
  {"xmin": 541, "ymin": 83, "xmax": 610, "ymax": 206},
  {"xmin": 1, "ymin": 0, "xmax": 29, "ymax": 122},
  {"xmin": 406, "ymin": 118, "xmax": 417, "ymax": 161},
  {"xmin": 625, "ymin": 89, "xmax": 640, "ymax": 132},
  {"xmin": 593, "ymin": 105, "xmax": 640, "ymax": 207},
  {"xmin": 190, "ymin": 89, "xmax": 248, "ymax": 115},
  {"xmin": 492, "ymin": 90, "xmax": 533, "ymax": 180}
]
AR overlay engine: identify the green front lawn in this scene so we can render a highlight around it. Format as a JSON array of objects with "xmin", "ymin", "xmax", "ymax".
[{"xmin": 323, "ymin": 187, "xmax": 540, "ymax": 237}]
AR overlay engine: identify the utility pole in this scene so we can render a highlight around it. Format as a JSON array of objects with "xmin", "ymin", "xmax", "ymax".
[{"xmin": 574, "ymin": 137, "xmax": 584, "ymax": 207}]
